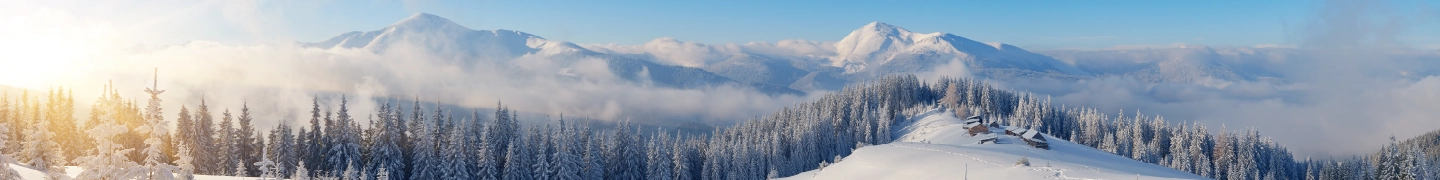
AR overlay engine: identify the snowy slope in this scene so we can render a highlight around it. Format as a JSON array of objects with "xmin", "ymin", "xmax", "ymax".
[
  {"xmin": 780, "ymin": 108, "xmax": 1205, "ymax": 180},
  {"xmin": 831, "ymin": 22, "xmax": 1090, "ymax": 76}
]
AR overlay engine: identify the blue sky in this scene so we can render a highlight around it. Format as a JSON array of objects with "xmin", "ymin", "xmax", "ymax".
[{"xmin": 16, "ymin": 0, "xmax": 1440, "ymax": 49}]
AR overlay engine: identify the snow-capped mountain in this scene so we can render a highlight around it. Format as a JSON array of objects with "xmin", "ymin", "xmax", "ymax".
[
  {"xmin": 304, "ymin": 13, "xmax": 592, "ymax": 61},
  {"xmin": 303, "ymin": 13, "xmax": 804, "ymax": 95},
  {"xmin": 831, "ymin": 22, "xmax": 1090, "ymax": 77},
  {"xmin": 781, "ymin": 108, "xmax": 1205, "ymax": 180}
]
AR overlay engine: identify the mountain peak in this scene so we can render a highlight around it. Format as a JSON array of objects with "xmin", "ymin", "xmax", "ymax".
[
  {"xmin": 390, "ymin": 13, "xmax": 466, "ymax": 30},
  {"xmin": 858, "ymin": 22, "xmax": 911, "ymax": 36}
]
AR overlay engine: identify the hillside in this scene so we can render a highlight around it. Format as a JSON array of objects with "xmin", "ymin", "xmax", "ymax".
[{"xmin": 780, "ymin": 108, "xmax": 1204, "ymax": 180}]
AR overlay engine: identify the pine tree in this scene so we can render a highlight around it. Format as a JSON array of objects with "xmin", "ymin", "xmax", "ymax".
[
  {"xmin": 552, "ymin": 122, "xmax": 581, "ymax": 180},
  {"xmin": 375, "ymin": 166, "xmax": 389, "ymax": 180},
  {"xmin": 327, "ymin": 96, "xmax": 363, "ymax": 177},
  {"xmin": 47, "ymin": 88, "xmax": 86, "ymax": 165},
  {"xmin": 271, "ymin": 123, "xmax": 299, "ymax": 177},
  {"xmin": 0, "ymin": 122, "xmax": 22, "ymax": 180},
  {"xmin": 442, "ymin": 120, "xmax": 473, "ymax": 180},
  {"xmin": 141, "ymin": 74, "xmax": 175, "ymax": 180},
  {"xmin": 217, "ymin": 109, "xmax": 237, "ymax": 176},
  {"xmin": 502, "ymin": 134, "xmax": 532, "ymax": 180},
  {"xmin": 255, "ymin": 148, "xmax": 277, "ymax": 180},
  {"xmin": 292, "ymin": 161, "xmax": 311, "ymax": 180},
  {"xmin": 477, "ymin": 146, "xmax": 499, "ymax": 180},
  {"xmin": 409, "ymin": 105, "xmax": 439, "ymax": 180},
  {"xmin": 74, "ymin": 86, "xmax": 144, "ymax": 179},
  {"xmin": 191, "ymin": 98, "xmax": 218, "ymax": 174},
  {"xmin": 608, "ymin": 123, "xmax": 646, "ymax": 180},
  {"xmin": 21, "ymin": 114, "xmax": 64, "ymax": 178},
  {"xmin": 176, "ymin": 145, "xmax": 195, "ymax": 180},
  {"xmin": 306, "ymin": 97, "xmax": 325, "ymax": 175},
  {"xmin": 368, "ymin": 103, "xmax": 405, "ymax": 180},
  {"xmin": 236, "ymin": 103, "xmax": 260, "ymax": 176},
  {"xmin": 235, "ymin": 161, "xmax": 248, "ymax": 177},
  {"xmin": 646, "ymin": 132, "xmax": 674, "ymax": 180},
  {"xmin": 1409, "ymin": 143, "xmax": 1430, "ymax": 180},
  {"xmin": 341, "ymin": 162, "xmax": 359, "ymax": 180}
]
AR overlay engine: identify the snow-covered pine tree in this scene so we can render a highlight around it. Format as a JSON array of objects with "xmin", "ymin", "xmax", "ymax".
[
  {"xmin": 177, "ymin": 145, "xmax": 195, "ymax": 180},
  {"xmin": 306, "ymin": 97, "xmax": 326, "ymax": 175},
  {"xmin": 295, "ymin": 127, "xmax": 312, "ymax": 176},
  {"xmin": 21, "ymin": 114, "xmax": 64, "ymax": 178},
  {"xmin": 233, "ymin": 103, "xmax": 260, "ymax": 177},
  {"xmin": 939, "ymin": 82, "xmax": 962, "ymax": 113},
  {"xmin": 673, "ymin": 137, "xmax": 692, "ymax": 180},
  {"xmin": 327, "ymin": 96, "xmax": 363, "ymax": 176},
  {"xmin": 552, "ymin": 118, "xmax": 581, "ymax": 180},
  {"xmin": 215, "ymin": 109, "xmax": 236, "ymax": 176},
  {"xmin": 141, "ymin": 76, "xmax": 175, "ymax": 180},
  {"xmin": 441, "ymin": 120, "xmax": 472, "ymax": 180},
  {"xmin": 646, "ymin": 131, "xmax": 674, "ymax": 180},
  {"xmin": 374, "ymin": 166, "xmax": 388, "ymax": 180},
  {"xmin": 581, "ymin": 135, "xmax": 605, "ymax": 180},
  {"xmin": 74, "ymin": 86, "xmax": 144, "ymax": 179},
  {"xmin": 292, "ymin": 161, "xmax": 311, "ymax": 180},
  {"xmin": 341, "ymin": 162, "xmax": 358, "ymax": 180},
  {"xmin": 502, "ymin": 133, "xmax": 532, "ymax": 180},
  {"xmin": 608, "ymin": 121, "xmax": 647, "ymax": 179},
  {"xmin": 1168, "ymin": 125, "xmax": 1192, "ymax": 172},
  {"xmin": 1378, "ymin": 136, "xmax": 1402, "ymax": 180},
  {"xmin": 1410, "ymin": 143, "xmax": 1431, "ymax": 180},
  {"xmin": 45, "ymin": 88, "xmax": 86, "ymax": 166},
  {"xmin": 483, "ymin": 104, "xmax": 516, "ymax": 176},
  {"xmin": 0, "ymin": 122, "xmax": 21, "ymax": 180},
  {"xmin": 367, "ymin": 103, "xmax": 405, "ymax": 180},
  {"xmin": 531, "ymin": 125, "xmax": 553, "ymax": 180},
  {"xmin": 235, "ymin": 161, "xmax": 248, "ymax": 177},
  {"xmin": 271, "ymin": 123, "xmax": 298, "ymax": 177},
  {"xmin": 1100, "ymin": 133, "xmax": 1118, "ymax": 154},
  {"xmin": 255, "ymin": 147, "xmax": 279, "ymax": 180},
  {"xmin": 476, "ymin": 140, "xmax": 499, "ymax": 180},
  {"xmin": 409, "ymin": 105, "xmax": 439, "ymax": 180},
  {"xmin": 191, "ymin": 99, "xmax": 219, "ymax": 174}
]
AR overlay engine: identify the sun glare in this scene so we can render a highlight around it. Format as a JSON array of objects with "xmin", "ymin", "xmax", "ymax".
[{"xmin": 0, "ymin": 8, "xmax": 117, "ymax": 89}]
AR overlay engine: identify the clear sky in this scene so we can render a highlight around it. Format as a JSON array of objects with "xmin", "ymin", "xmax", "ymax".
[{"xmin": 8, "ymin": 0, "xmax": 1439, "ymax": 49}]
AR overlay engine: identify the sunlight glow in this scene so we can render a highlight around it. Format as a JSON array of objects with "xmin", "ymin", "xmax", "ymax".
[{"xmin": 0, "ymin": 8, "xmax": 119, "ymax": 89}]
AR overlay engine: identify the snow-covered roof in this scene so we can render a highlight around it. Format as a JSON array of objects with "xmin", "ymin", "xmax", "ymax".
[{"xmin": 1023, "ymin": 130, "xmax": 1044, "ymax": 142}]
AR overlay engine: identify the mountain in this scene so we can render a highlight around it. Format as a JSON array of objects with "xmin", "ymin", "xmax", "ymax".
[
  {"xmin": 304, "ymin": 13, "xmax": 593, "ymax": 61},
  {"xmin": 831, "ymin": 22, "xmax": 1090, "ymax": 77},
  {"xmin": 303, "ymin": 13, "xmax": 805, "ymax": 95},
  {"xmin": 780, "ymin": 108, "xmax": 1205, "ymax": 180}
]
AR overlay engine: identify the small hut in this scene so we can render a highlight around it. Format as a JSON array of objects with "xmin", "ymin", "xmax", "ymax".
[
  {"xmin": 1021, "ymin": 130, "xmax": 1049, "ymax": 150},
  {"xmin": 963, "ymin": 119, "xmax": 989, "ymax": 136},
  {"xmin": 1005, "ymin": 126, "xmax": 1026, "ymax": 136}
]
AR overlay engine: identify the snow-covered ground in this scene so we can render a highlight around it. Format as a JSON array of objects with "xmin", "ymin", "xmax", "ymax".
[
  {"xmin": 9, "ymin": 164, "xmax": 262, "ymax": 180},
  {"xmin": 780, "ymin": 108, "xmax": 1207, "ymax": 180}
]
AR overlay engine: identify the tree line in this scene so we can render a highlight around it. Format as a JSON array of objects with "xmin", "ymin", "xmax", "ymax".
[{"xmin": 0, "ymin": 75, "xmax": 1432, "ymax": 179}]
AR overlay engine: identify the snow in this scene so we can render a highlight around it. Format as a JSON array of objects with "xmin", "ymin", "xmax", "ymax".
[
  {"xmin": 8, "ymin": 164, "xmax": 270, "ymax": 180},
  {"xmin": 303, "ymin": 13, "xmax": 594, "ymax": 60},
  {"xmin": 779, "ymin": 108, "xmax": 1205, "ymax": 180},
  {"xmin": 829, "ymin": 22, "xmax": 1091, "ymax": 76}
]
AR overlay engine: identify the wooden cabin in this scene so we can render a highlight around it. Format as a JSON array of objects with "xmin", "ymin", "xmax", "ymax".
[
  {"xmin": 977, "ymin": 134, "xmax": 998, "ymax": 144},
  {"xmin": 1021, "ymin": 130, "xmax": 1049, "ymax": 150},
  {"xmin": 963, "ymin": 119, "xmax": 990, "ymax": 136},
  {"xmin": 1005, "ymin": 126, "xmax": 1026, "ymax": 136}
]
